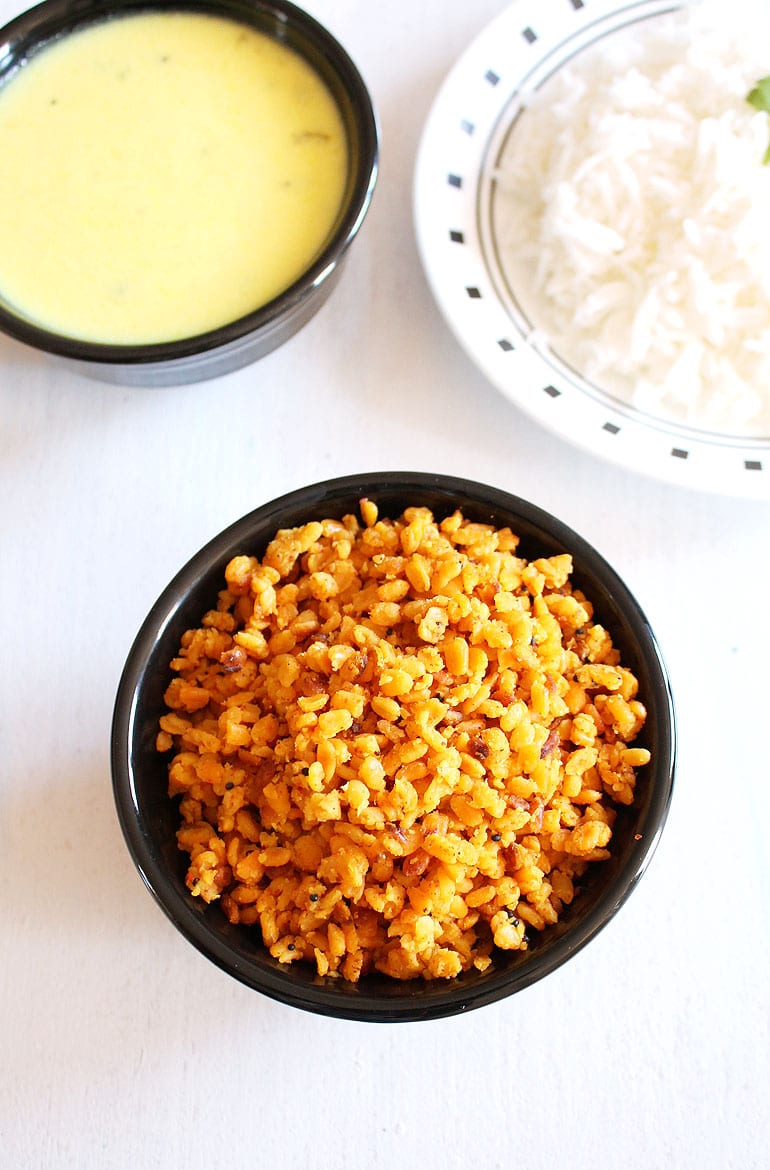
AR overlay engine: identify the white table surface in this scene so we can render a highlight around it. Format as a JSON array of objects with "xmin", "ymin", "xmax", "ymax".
[{"xmin": 1, "ymin": 1, "xmax": 768, "ymax": 1167}]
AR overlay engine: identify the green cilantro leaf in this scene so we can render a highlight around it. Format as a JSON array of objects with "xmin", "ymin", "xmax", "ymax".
[{"xmin": 747, "ymin": 76, "xmax": 770, "ymax": 164}]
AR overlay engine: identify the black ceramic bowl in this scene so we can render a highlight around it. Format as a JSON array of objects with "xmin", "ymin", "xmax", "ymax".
[
  {"xmin": 0, "ymin": 0, "xmax": 378, "ymax": 385},
  {"xmin": 111, "ymin": 472, "xmax": 676, "ymax": 1021}
]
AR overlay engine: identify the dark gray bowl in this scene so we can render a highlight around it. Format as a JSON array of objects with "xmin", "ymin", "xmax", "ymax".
[
  {"xmin": 0, "ymin": 0, "xmax": 378, "ymax": 385},
  {"xmin": 111, "ymin": 472, "xmax": 676, "ymax": 1021}
]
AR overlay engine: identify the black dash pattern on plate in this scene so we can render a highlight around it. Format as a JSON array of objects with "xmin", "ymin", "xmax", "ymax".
[
  {"xmin": 603, "ymin": 422, "xmax": 620, "ymax": 435},
  {"xmin": 460, "ymin": 119, "xmax": 475, "ymax": 135},
  {"xmin": 497, "ymin": 339, "xmax": 514, "ymax": 352},
  {"xmin": 485, "ymin": 69, "xmax": 500, "ymax": 86},
  {"xmin": 448, "ymin": 173, "xmax": 462, "ymax": 188},
  {"xmin": 671, "ymin": 448, "xmax": 689, "ymax": 460},
  {"xmin": 543, "ymin": 385, "xmax": 561, "ymax": 398},
  {"xmin": 466, "ymin": 286, "xmax": 482, "ymax": 299},
  {"xmin": 745, "ymin": 459, "xmax": 763, "ymax": 471},
  {"xmin": 522, "ymin": 27, "xmax": 537, "ymax": 44},
  {"xmin": 449, "ymin": 230, "xmax": 465, "ymax": 244}
]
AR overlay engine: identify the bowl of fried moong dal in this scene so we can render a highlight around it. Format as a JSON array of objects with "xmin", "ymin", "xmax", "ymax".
[
  {"xmin": 111, "ymin": 473, "xmax": 676, "ymax": 1021},
  {"xmin": 0, "ymin": 0, "xmax": 378, "ymax": 385}
]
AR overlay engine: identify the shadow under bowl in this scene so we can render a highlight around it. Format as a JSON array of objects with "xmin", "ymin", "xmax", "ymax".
[
  {"xmin": 0, "ymin": 0, "xmax": 378, "ymax": 385},
  {"xmin": 111, "ymin": 471, "xmax": 676, "ymax": 1021}
]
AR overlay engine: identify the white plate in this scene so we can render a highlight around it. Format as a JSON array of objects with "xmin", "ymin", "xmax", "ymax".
[{"xmin": 413, "ymin": 0, "xmax": 770, "ymax": 498}]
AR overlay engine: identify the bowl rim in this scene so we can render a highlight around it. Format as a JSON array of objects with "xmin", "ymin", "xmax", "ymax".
[
  {"xmin": 0, "ymin": 0, "xmax": 379, "ymax": 364},
  {"xmin": 111, "ymin": 471, "xmax": 676, "ymax": 1021}
]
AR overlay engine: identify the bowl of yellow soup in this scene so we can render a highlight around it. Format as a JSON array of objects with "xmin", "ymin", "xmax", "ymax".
[{"xmin": 0, "ymin": 0, "xmax": 378, "ymax": 384}]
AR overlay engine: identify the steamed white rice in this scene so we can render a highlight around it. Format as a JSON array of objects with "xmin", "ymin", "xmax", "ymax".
[{"xmin": 494, "ymin": 1, "xmax": 770, "ymax": 435}]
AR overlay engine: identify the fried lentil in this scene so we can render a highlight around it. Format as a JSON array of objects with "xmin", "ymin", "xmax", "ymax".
[{"xmin": 157, "ymin": 502, "xmax": 650, "ymax": 981}]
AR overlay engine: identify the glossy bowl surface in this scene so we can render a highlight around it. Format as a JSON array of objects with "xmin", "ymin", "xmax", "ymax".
[
  {"xmin": 111, "ymin": 472, "xmax": 676, "ymax": 1021},
  {"xmin": 0, "ymin": 0, "xmax": 378, "ymax": 385}
]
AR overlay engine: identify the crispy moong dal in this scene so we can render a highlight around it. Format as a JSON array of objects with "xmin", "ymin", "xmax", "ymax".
[{"xmin": 157, "ymin": 501, "xmax": 650, "ymax": 982}]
